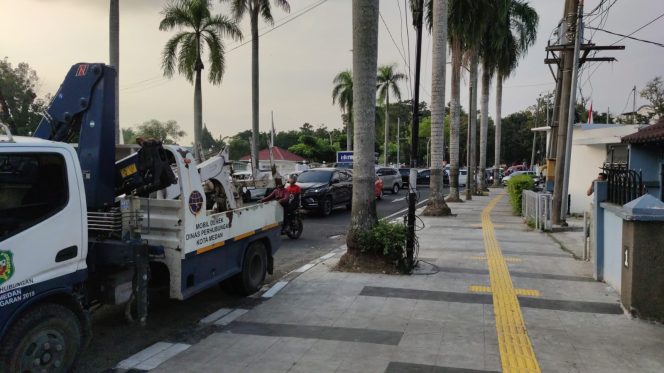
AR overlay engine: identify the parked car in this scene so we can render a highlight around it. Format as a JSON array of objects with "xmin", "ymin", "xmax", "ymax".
[
  {"xmin": 501, "ymin": 170, "xmax": 538, "ymax": 186},
  {"xmin": 297, "ymin": 168, "xmax": 353, "ymax": 216},
  {"xmin": 504, "ymin": 164, "xmax": 527, "ymax": 176},
  {"xmin": 375, "ymin": 173, "xmax": 384, "ymax": 199},
  {"xmin": 399, "ymin": 168, "xmax": 411, "ymax": 183},
  {"xmin": 375, "ymin": 167, "xmax": 403, "ymax": 194},
  {"xmin": 416, "ymin": 169, "xmax": 449, "ymax": 186},
  {"xmin": 444, "ymin": 168, "xmax": 468, "ymax": 186}
]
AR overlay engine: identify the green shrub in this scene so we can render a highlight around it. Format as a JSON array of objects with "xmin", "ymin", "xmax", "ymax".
[
  {"xmin": 507, "ymin": 174, "xmax": 534, "ymax": 215},
  {"xmin": 359, "ymin": 220, "xmax": 408, "ymax": 263}
]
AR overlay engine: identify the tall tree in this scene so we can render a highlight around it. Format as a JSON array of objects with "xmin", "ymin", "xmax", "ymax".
[
  {"xmin": 346, "ymin": 0, "xmax": 379, "ymax": 253},
  {"xmin": 377, "ymin": 64, "xmax": 406, "ymax": 166},
  {"xmin": 446, "ymin": 0, "xmax": 491, "ymax": 201},
  {"xmin": 0, "ymin": 59, "xmax": 49, "ymax": 136},
  {"xmin": 640, "ymin": 76, "xmax": 664, "ymax": 118},
  {"xmin": 159, "ymin": 0, "xmax": 242, "ymax": 161},
  {"xmin": 423, "ymin": 0, "xmax": 451, "ymax": 216},
  {"xmin": 133, "ymin": 119, "xmax": 186, "ymax": 144},
  {"xmin": 110, "ymin": 0, "xmax": 120, "ymax": 144},
  {"xmin": 492, "ymin": 0, "xmax": 538, "ymax": 186},
  {"xmin": 466, "ymin": 51, "xmax": 479, "ymax": 199},
  {"xmin": 332, "ymin": 70, "xmax": 354, "ymax": 150},
  {"xmin": 223, "ymin": 0, "xmax": 290, "ymax": 173}
]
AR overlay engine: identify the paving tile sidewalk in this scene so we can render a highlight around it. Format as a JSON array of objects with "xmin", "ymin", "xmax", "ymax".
[{"xmin": 151, "ymin": 192, "xmax": 664, "ymax": 373}]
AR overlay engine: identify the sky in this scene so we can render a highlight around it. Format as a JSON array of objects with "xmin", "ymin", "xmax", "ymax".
[{"xmin": 1, "ymin": 0, "xmax": 663, "ymax": 145}]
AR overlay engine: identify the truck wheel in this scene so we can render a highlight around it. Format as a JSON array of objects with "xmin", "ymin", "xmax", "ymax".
[
  {"xmin": 232, "ymin": 241, "xmax": 267, "ymax": 296},
  {"xmin": 0, "ymin": 303, "xmax": 82, "ymax": 373}
]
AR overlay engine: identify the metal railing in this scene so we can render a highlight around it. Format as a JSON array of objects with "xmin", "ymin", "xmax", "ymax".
[
  {"xmin": 522, "ymin": 190, "xmax": 553, "ymax": 231},
  {"xmin": 601, "ymin": 163, "xmax": 644, "ymax": 205}
]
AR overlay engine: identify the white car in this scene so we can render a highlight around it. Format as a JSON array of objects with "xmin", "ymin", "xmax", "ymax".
[
  {"xmin": 444, "ymin": 168, "xmax": 467, "ymax": 186},
  {"xmin": 502, "ymin": 170, "xmax": 537, "ymax": 186}
]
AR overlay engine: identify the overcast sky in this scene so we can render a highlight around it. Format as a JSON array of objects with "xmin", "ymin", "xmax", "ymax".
[{"xmin": 1, "ymin": 0, "xmax": 662, "ymax": 144}]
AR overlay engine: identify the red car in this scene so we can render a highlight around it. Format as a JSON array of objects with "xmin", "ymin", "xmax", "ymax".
[{"xmin": 375, "ymin": 174, "xmax": 384, "ymax": 199}]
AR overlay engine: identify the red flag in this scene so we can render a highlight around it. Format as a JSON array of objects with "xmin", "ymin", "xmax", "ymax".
[{"xmin": 587, "ymin": 101, "xmax": 593, "ymax": 124}]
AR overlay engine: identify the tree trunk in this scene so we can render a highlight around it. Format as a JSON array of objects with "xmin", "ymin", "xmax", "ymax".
[
  {"xmin": 194, "ymin": 66, "xmax": 203, "ymax": 162},
  {"xmin": 110, "ymin": 0, "xmax": 119, "ymax": 144},
  {"xmin": 492, "ymin": 74, "xmax": 503, "ymax": 187},
  {"xmin": 423, "ymin": 0, "xmax": 451, "ymax": 216},
  {"xmin": 346, "ymin": 0, "xmax": 379, "ymax": 253},
  {"xmin": 479, "ymin": 63, "xmax": 490, "ymax": 191},
  {"xmin": 446, "ymin": 39, "xmax": 462, "ymax": 202},
  {"xmin": 384, "ymin": 95, "xmax": 389, "ymax": 166},
  {"xmin": 466, "ymin": 52, "xmax": 478, "ymax": 199},
  {"xmin": 250, "ymin": 12, "xmax": 260, "ymax": 173},
  {"xmin": 347, "ymin": 109, "xmax": 353, "ymax": 151}
]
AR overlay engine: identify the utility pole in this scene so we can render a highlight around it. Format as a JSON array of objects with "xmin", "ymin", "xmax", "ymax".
[
  {"xmin": 632, "ymin": 85, "xmax": 637, "ymax": 124},
  {"xmin": 551, "ymin": 0, "xmax": 580, "ymax": 225},
  {"xmin": 397, "ymin": 117, "xmax": 400, "ymax": 166},
  {"xmin": 406, "ymin": 0, "xmax": 424, "ymax": 269}
]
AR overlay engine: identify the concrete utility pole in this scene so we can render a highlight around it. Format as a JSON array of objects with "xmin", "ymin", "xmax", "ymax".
[
  {"xmin": 551, "ymin": 0, "xmax": 579, "ymax": 225},
  {"xmin": 632, "ymin": 85, "xmax": 637, "ymax": 124},
  {"xmin": 110, "ymin": 0, "xmax": 120, "ymax": 144},
  {"xmin": 560, "ymin": 0, "xmax": 583, "ymax": 220}
]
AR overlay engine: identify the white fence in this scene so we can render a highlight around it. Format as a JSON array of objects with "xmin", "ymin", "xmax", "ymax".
[{"xmin": 522, "ymin": 190, "xmax": 553, "ymax": 231}]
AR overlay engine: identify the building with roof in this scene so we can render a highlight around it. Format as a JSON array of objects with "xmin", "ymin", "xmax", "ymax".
[
  {"xmin": 622, "ymin": 118, "xmax": 664, "ymax": 200},
  {"xmin": 239, "ymin": 146, "xmax": 308, "ymax": 176}
]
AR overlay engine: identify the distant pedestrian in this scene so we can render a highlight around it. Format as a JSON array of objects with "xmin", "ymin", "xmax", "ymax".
[{"xmin": 586, "ymin": 172, "xmax": 607, "ymax": 196}]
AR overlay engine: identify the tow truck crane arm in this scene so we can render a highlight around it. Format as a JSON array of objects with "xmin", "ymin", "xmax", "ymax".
[{"xmin": 33, "ymin": 63, "xmax": 175, "ymax": 209}]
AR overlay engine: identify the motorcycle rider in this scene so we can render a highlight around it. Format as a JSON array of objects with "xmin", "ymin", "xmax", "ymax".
[{"xmin": 260, "ymin": 176, "xmax": 300, "ymax": 233}]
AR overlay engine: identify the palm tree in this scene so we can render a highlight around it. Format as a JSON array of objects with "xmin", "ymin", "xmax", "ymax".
[
  {"xmin": 110, "ymin": 0, "xmax": 119, "ymax": 144},
  {"xmin": 346, "ymin": 0, "xmax": 379, "ymax": 254},
  {"xmin": 465, "ymin": 51, "xmax": 479, "ymax": 200},
  {"xmin": 377, "ymin": 64, "xmax": 406, "ymax": 166},
  {"xmin": 332, "ymin": 70, "xmax": 353, "ymax": 151},
  {"xmin": 222, "ymin": 0, "xmax": 290, "ymax": 173},
  {"xmin": 492, "ymin": 0, "xmax": 538, "ymax": 186},
  {"xmin": 446, "ymin": 0, "xmax": 491, "ymax": 202},
  {"xmin": 422, "ymin": 0, "xmax": 451, "ymax": 217},
  {"xmin": 160, "ymin": 0, "xmax": 242, "ymax": 161}
]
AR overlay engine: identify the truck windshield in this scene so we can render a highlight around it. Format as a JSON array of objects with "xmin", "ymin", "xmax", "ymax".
[
  {"xmin": 297, "ymin": 170, "xmax": 332, "ymax": 183},
  {"xmin": 0, "ymin": 153, "xmax": 68, "ymax": 242}
]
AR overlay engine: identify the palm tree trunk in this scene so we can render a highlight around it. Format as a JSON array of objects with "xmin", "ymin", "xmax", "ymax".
[
  {"xmin": 446, "ymin": 39, "xmax": 462, "ymax": 202},
  {"xmin": 383, "ymin": 95, "xmax": 389, "ymax": 166},
  {"xmin": 346, "ymin": 0, "xmax": 379, "ymax": 253},
  {"xmin": 110, "ymin": 0, "xmax": 119, "ymax": 144},
  {"xmin": 347, "ymin": 109, "xmax": 353, "ymax": 151},
  {"xmin": 423, "ymin": 0, "xmax": 451, "ymax": 216},
  {"xmin": 194, "ymin": 66, "xmax": 203, "ymax": 162},
  {"xmin": 492, "ymin": 74, "xmax": 503, "ymax": 187},
  {"xmin": 479, "ymin": 64, "xmax": 490, "ymax": 191},
  {"xmin": 466, "ymin": 51, "xmax": 478, "ymax": 199},
  {"xmin": 250, "ymin": 12, "xmax": 260, "ymax": 173}
]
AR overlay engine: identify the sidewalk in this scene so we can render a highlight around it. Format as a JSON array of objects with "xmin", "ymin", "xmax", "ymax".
[{"xmin": 141, "ymin": 192, "xmax": 663, "ymax": 372}]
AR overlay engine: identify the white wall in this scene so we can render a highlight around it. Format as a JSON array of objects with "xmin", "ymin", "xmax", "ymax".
[
  {"xmin": 602, "ymin": 208, "xmax": 624, "ymax": 294},
  {"xmin": 568, "ymin": 125, "xmax": 641, "ymax": 214}
]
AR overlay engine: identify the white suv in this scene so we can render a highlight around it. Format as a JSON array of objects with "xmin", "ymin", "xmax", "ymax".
[{"xmin": 375, "ymin": 167, "xmax": 403, "ymax": 194}]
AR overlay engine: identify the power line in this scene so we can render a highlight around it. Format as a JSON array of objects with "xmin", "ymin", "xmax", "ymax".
[
  {"xmin": 610, "ymin": 12, "xmax": 664, "ymax": 46},
  {"xmin": 587, "ymin": 26, "xmax": 664, "ymax": 48},
  {"xmin": 379, "ymin": 12, "xmax": 410, "ymax": 68}
]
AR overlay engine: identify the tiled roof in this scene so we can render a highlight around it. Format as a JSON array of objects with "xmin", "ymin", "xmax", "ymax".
[
  {"xmin": 239, "ymin": 146, "xmax": 305, "ymax": 162},
  {"xmin": 621, "ymin": 118, "xmax": 664, "ymax": 144}
]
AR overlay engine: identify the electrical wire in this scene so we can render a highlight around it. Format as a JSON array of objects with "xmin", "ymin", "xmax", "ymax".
[
  {"xmin": 380, "ymin": 12, "xmax": 410, "ymax": 69},
  {"xmin": 587, "ymin": 26, "xmax": 664, "ymax": 48},
  {"xmin": 609, "ymin": 12, "xmax": 664, "ymax": 46}
]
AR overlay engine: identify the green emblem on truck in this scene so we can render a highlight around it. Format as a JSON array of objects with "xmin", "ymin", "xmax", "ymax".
[{"xmin": 0, "ymin": 251, "xmax": 14, "ymax": 285}]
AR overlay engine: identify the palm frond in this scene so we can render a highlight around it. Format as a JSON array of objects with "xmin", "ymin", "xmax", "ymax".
[
  {"xmin": 219, "ymin": 0, "xmax": 248, "ymax": 20},
  {"xmin": 202, "ymin": 29, "xmax": 225, "ymax": 84},
  {"xmin": 204, "ymin": 14, "xmax": 243, "ymax": 40},
  {"xmin": 159, "ymin": 1, "xmax": 193, "ymax": 31},
  {"xmin": 177, "ymin": 32, "xmax": 199, "ymax": 82},
  {"xmin": 161, "ymin": 31, "xmax": 191, "ymax": 78}
]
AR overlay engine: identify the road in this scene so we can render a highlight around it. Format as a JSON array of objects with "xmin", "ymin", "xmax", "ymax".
[{"xmin": 80, "ymin": 186, "xmax": 435, "ymax": 372}]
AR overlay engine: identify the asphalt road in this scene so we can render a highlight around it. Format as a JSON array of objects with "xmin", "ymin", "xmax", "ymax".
[{"xmin": 80, "ymin": 186, "xmax": 435, "ymax": 372}]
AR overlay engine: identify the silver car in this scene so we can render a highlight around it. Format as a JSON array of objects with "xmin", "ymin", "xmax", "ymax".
[{"xmin": 375, "ymin": 167, "xmax": 403, "ymax": 194}]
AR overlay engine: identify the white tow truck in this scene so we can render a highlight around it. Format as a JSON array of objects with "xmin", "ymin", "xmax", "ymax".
[{"xmin": 0, "ymin": 63, "xmax": 283, "ymax": 372}]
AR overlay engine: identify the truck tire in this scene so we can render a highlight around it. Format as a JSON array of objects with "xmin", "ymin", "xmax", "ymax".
[
  {"xmin": 231, "ymin": 241, "xmax": 267, "ymax": 296},
  {"xmin": 0, "ymin": 303, "xmax": 82, "ymax": 373}
]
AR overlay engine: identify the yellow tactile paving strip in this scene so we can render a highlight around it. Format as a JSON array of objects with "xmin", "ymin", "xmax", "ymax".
[
  {"xmin": 469, "ymin": 285, "xmax": 540, "ymax": 297},
  {"xmin": 482, "ymin": 194, "xmax": 541, "ymax": 372},
  {"xmin": 469, "ymin": 255, "xmax": 523, "ymax": 263}
]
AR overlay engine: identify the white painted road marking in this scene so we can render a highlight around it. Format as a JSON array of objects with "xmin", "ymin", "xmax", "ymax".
[
  {"xmin": 294, "ymin": 263, "xmax": 316, "ymax": 273},
  {"xmin": 135, "ymin": 343, "xmax": 190, "ymax": 370},
  {"xmin": 200, "ymin": 308, "xmax": 234, "ymax": 324},
  {"xmin": 214, "ymin": 309, "xmax": 249, "ymax": 326},
  {"xmin": 320, "ymin": 252, "xmax": 336, "ymax": 260},
  {"xmin": 262, "ymin": 281, "xmax": 289, "ymax": 298},
  {"xmin": 381, "ymin": 198, "xmax": 430, "ymax": 221},
  {"xmin": 117, "ymin": 342, "xmax": 191, "ymax": 370}
]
